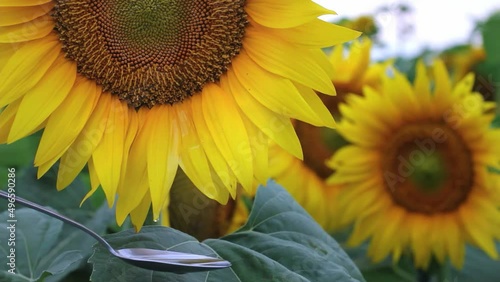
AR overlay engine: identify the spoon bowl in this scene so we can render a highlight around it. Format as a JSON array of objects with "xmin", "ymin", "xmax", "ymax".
[
  {"xmin": 114, "ymin": 248, "xmax": 231, "ymax": 272},
  {"xmin": 0, "ymin": 190, "xmax": 231, "ymax": 273}
]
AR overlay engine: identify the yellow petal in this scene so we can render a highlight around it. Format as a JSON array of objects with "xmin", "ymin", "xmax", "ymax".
[
  {"xmin": 9, "ymin": 54, "xmax": 76, "ymax": 142},
  {"xmin": 0, "ymin": 14, "xmax": 53, "ymax": 43},
  {"xmin": 383, "ymin": 72, "xmax": 421, "ymax": 121},
  {"xmin": 116, "ymin": 107, "xmax": 139, "ymax": 190},
  {"xmin": 442, "ymin": 215, "xmax": 465, "ymax": 268},
  {"xmin": 0, "ymin": 35, "xmax": 59, "ymax": 108},
  {"xmin": 328, "ymin": 146, "xmax": 379, "ymax": 168},
  {"xmin": 433, "ymin": 59, "xmax": 452, "ymax": 98},
  {"xmin": 56, "ymin": 93, "xmax": 111, "ymax": 190},
  {"xmin": 0, "ymin": 43, "xmax": 20, "ymax": 72},
  {"xmin": 293, "ymin": 82, "xmax": 336, "ymax": 128},
  {"xmin": 226, "ymin": 68, "xmax": 303, "ymax": 159},
  {"xmin": 130, "ymin": 192, "xmax": 152, "ymax": 232},
  {"xmin": 80, "ymin": 157, "xmax": 101, "ymax": 205},
  {"xmin": 244, "ymin": 28, "xmax": 335, "ymax": 95},
  {"xmin": 410, "ymin": 216, "xmax": 432, "ymax": 268},
  {"xmin": 369, "ymin": 208, "xmax": 405, "ymax": 262},
  {"xmin": 0, "ymin": 98, "xmax": 20, "ymax": 143},
  {"xmin": 174, "ymin": 100, "xmax": 229, "ymax": 201},
  {"xmin": 256, "ymin": 19, "xmax": 360, "ymax": 48},
  {"xmin": 452, "ymin": 73, "xmax": 475, "ymax": 98},
  {"xmin": 92, "ymin": 98, "xmax": 128, "ymax": 207},
  {"xmin": 460, "ymin": 204, "xmax": 499, "ymax": 259},
  {"xmin": 413, "ymin": 61, "xmax": 431, "ymax": 106},
  {"xmin": 0, "ymin": 0, "xmax": 51, "ymax": 6},
  {"xmin": 145, "ymin": 106, "xmax": 179, "ymax": 220},
  {"xmin": 339, "ymin": 103, "xmax": 390, "ymax": 136},
  {"xmin": 191, "ymin": 94, "xmax": 238, "ymax": 193},
  {"xmin": 246, "ymin": 0, "xmax": 335, "ymax": 28},
  {"xmin": 241, "ymin": 114, "xmax": 269, "ymax": 185},
  {"xmin": 35, "ymin": 78, "xmax": 100, "ymax": 166},
  {"xmin": 232, "ymin": 50, "xmax": 332, "ymax": 127},
  {"xmin": 201, "ymin": 83, "xmax": 253, "ymax": 192},
  {"xmin": 0, "ymin": 3, "xmax": 53, "ymax": 26},
  {"xmin": 308, "ymin": 49, "xmax": 336, "ymax": 86},
  {"xmin": 220, "ymin": 71, "xmax": 269, "ymax": 185},
  {"xmin": 430, "ymin": 215, "xmax": 446, "ymax": 263},
  {"xmin": 337, "ymin": 120, "xmax": 383, "ymax": 148},
  {"xmin": 115, "ymin": 109, "xmax": 150, "ymax": 225},
  {"xmin": 348, "ymin": 212, "xmax": 380, "ymax": 246}
]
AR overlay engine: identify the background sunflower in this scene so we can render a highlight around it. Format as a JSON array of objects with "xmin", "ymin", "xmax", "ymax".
[{"xmin": 328, "ymin": 60, "xmax": 500, "ymax": 270}]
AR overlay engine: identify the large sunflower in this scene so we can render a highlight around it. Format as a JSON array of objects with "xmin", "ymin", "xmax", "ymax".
[
  {"xmin": 0, "ymin": 0, "xmax": 359, "ymax": 229},
  {"xmin": 327, "ymin": 60, "xmax": 500, "ymax": 269}
]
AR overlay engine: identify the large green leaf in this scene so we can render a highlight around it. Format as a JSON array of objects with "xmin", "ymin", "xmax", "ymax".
[
  {"xmin": 450, "ymin": 243, "xmax": 500, "ymax": 282},
  {"xmin": 0, "ymin": 167, "xmax": 116, "ymax": 281},
  {"xmin": 208, "ymin": 180, "xmax": 365, "ymax": 281},
  {"xmin": 0, "ymin": 209, "xmax": 83, "ymax": 281},
  {"xmin": 89, "ymin": 181, "xmax": 365, "ymax": 282}
]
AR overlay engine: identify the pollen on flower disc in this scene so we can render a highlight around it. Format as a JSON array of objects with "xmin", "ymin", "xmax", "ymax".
[{"xmin": 53, "ymin": 0, "xmax": 248, "ymax": 107}]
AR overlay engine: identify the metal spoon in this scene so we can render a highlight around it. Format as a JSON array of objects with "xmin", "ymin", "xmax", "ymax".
[{"xmin": 0, "ymin": 190, "xmax": 231, "ymax": 273}]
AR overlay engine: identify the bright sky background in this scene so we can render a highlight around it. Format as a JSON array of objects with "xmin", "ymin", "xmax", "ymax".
[{"xmin": 314, "ymin": 0, "xmax": 500, "ymax": 59}]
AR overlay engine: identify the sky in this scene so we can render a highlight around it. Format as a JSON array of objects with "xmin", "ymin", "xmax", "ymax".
[{"xmin": 314, "ymin": 0, "xmax": 500, "ymax": 59}]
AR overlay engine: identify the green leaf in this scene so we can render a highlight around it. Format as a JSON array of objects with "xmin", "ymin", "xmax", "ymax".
[
  {"xmin": 451, "ymin": 243, "xmax": 500, "ymax": 282},
  {"xmin": 0, "ymin": 134, "xmax": 39, "ymax": 168},
  {"xmin": 0, "ymin": 167, "xmax": 116, "ymax": 282},
  {"xmin": 39, "ymin": 251, "xmax": 84, "ymax": 281},
  {"xmin": 89, "ymin": 181, "xmax": 364, "ymax": 282},
  {"xmin": 208, "ymin": 180, "xmax": 365, "ymax": 282},
  {"xmin": 43, "ymin": 204, "xmax": 116, "ymax": 282},
  {"xmin": 0, "ymin": 209, "xmax": 84, "ymax": 281},
  {"xmin": 482, "ymin": 12, "xmax": 500, "ymax": 64}
]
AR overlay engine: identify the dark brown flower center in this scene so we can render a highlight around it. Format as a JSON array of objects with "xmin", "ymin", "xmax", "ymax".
[
  {"xmin": 53, "ymin": 0, "xmax": 248, "ymax": 108},
  {"xmin": 382, "ymin": 123, "xmax": 473, "ymax": 214}
]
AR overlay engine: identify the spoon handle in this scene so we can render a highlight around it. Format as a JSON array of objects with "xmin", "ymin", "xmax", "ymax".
[{"xmin": 0, "ymin": 189, "xmax": 117, "ymax": 255}]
